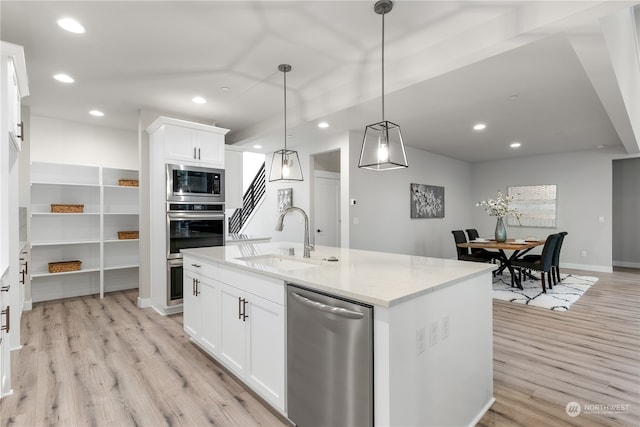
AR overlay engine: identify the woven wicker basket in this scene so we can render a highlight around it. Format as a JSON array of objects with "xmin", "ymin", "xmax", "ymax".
[
  {"xmin": 118, "ymin": 179, "xmax": 139, "ymax": 187},
  {"xmin": 117, "ymin": 230, "xmax": 139, "ymax": 240},
  {"xmin": 51, "ymin": 204, "xmax": 84, "ymax": 213},
  {"xmin": 48, "ymin": 260, "xmax": 82, "ymax": 273}
]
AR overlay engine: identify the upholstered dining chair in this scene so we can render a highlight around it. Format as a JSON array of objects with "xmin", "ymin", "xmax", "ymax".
[
  {"xmin": 465, "ymin": 228, "xmax": 501, "ymax": 264},
  {"xmin": 451, "ymin": 230, "xmax": 494, "ymax": 263},
  {"xmin": 511, "ymin": 233, "xmax": 561, "ymax": 293},
  {"xmin": 522, "ymin": 231, "xmax": 568, "ymax": 284}
]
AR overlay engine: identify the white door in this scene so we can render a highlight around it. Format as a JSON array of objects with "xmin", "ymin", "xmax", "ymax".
[
  {"xmin": 199, "ymin": 277, "xmax": 221, "ymax": 356},
  {"xmin": 314, "ymin": 172, "xmax": 340, "ymax": 247},
  {"xmin": 182, "ymin": 270, "xmax": 200, "ymax": 338}
]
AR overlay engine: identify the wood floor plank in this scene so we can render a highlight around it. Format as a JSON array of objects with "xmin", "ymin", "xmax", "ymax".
[{"xmin": 1, "ymin": 267, "xmax": 638, "ymax": 427}]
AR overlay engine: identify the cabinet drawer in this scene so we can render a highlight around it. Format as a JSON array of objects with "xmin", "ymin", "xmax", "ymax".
[
  {"xmin": 217, "ymin": 264, "xmax": 284, "ymax": 305},
  {"xmin": 183, "ymin": 256, "xmax": 217, "ymax": 279}
]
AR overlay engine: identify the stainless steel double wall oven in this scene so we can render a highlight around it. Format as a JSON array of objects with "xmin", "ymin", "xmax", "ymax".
[{"xmin": 166, "ymin": 164, "xmax": 225, "ymax": 306}]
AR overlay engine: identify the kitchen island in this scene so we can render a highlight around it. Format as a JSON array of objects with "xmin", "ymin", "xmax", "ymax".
[{"xmin": 182, "ymin": 241, "xmax": 495, "ymax": 426}]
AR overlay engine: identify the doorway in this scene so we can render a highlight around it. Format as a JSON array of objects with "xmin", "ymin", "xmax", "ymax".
[{"xmin": 312, "ymin": 150, "xmax": 341, "ymax": 247}]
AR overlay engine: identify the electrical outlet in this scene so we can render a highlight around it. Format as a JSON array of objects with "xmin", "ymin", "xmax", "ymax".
[
  {"xmin": 353, "ymin": 217, "xmax": 359, "ymax": 225},
  {"xmin": 416, "ymin": 328, "xmax": 426, "ymax": 355},
  {"xmin": 429, "ymin": 321, "xmax": 438, "ymax": 347},
  {"xmin": 581, "ymin": 250, "xmax": 587, "ymax": 257},
  {"xmin": 441, "ymin": 316, "xmax": 450, "ymax": 340}
]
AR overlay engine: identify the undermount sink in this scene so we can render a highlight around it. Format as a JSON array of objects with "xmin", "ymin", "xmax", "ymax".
[{"xmin": 236, "ymin": 254, "xmax": 322, "ymax": 270}]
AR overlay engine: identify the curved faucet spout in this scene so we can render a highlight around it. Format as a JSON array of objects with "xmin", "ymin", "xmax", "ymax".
[{"xmin": 275, "ymin": 206, "xmax": 313, "ymax": 258}]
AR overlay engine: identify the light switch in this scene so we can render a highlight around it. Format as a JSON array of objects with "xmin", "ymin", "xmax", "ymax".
[{"xmin": 598, "ymin": 216, "xmax": 605, "ymax": 223}]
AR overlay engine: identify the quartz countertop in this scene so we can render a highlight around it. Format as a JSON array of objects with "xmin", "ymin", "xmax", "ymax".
[{"xmin": 182, "ymin": 242, "xmax": 493, "ymax": 307}]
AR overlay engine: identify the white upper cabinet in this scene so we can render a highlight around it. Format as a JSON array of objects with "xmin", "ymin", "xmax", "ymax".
[{"xmin": 147, "ymin": 116, "xmax": 229, "ymax": 168}]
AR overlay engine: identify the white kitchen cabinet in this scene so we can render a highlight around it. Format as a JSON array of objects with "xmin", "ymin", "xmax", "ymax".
[
  {"xmin": 219, "ymin": 281, "xmax": 285, "ymax": 411},
  {"xmin": 30, "ymin": 162, "xmax": 139, "ymax": 302},
  {"xmin": 183, "ymin": 258, "xmax": 221, "ymax": 356},
  {"xmin": 182, "ymin": 256, "xmax": 286, "ymax": 412},
  {"xmin": 146, "ymin": 116, "xmax": 229, "ymax": 316},
  {"xmin": 155, "ymin": 120, "xmax": 227, "ymax": 168}
]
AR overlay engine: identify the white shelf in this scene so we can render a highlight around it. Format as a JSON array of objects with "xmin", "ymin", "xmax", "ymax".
[
  {"xmin": 31, "ymin": 240, "xmax": 101, "ymax": 246},
  {"xmin": 31, "ymin": 267, "xmax": 101, "ymax": 278},
  {"xmin": 30, "ymin": 163, "xmax": 139, "ymax": 300},
  {"xmin": 104, "ymin": 264, "xmax": 139, "ymax": 271}
]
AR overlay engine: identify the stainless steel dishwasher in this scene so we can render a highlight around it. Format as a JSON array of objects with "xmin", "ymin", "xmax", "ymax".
[{"xmin": 287, "ymin": 283, "xmax": 373, "ymax": 427}]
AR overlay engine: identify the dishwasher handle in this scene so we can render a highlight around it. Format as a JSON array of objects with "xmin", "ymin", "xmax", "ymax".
[{"xmin": 289, "ymin": 291, "xmax": 364, "ymax": 319}]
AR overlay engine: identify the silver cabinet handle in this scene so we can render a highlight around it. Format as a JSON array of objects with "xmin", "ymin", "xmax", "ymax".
[
  {"xmin": 289, "ymin": 292, "xmax": 364, "ymax": 319},
  {"xmin": 191, "ymin": 263, "xmax": 201, "ymax": 268}
]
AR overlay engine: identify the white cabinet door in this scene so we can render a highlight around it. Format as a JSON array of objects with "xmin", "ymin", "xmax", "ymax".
[
  {"xmin": 197, "ymin": 131, "xmax": 224, "ymax": 168},
  {"xmin": 183, "ymin": 270, "xmax": 200, "ymax": 338},
  {"xmin": 164, "ymin": 125, "xmax": 197, "ymax": 163},
  {"xmin": 199, "ymin": 277, "xmax": 221, "ymax": 355},
  {"xmin": 219, "ymin": 284, "xmax": 247, "ymax": 374},
  {"xmin": 246, "ymin": 294, "xmax": 285, "ymax": 410},
  {"xmin": 164, "ymin": 124, "xmax": 224, "ymax": 167}
]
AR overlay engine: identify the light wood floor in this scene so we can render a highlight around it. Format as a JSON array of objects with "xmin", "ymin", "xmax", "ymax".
[
  {"xmin": 479, "ymin": 267, "xmax": 640, "ymax": 427},
  {"xmin": 1, "ymin": 268, "xmax": 638, "ymax": 427}
]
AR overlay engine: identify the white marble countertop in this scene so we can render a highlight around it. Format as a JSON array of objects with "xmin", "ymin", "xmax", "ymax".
[{"xmin": 182, "ymin": 241, "xmax": 493, "ymax": 307}]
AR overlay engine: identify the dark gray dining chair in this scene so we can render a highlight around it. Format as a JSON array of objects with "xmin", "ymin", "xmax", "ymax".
[
  {"xmin": 452, "ymin": 230, "xmax": 494, "ymax": 263},
  {"xmin": 511, "ymin": 234, "xmax": 561, "ymax": 293},
  {"xmin": 465, "ymin": 228, "xmax": 501, "ymax": 264}
]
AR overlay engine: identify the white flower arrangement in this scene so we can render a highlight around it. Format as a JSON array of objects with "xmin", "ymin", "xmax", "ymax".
[{"xmin": 476, "ymin": 191, "xmax": 521, "ymax": 220}]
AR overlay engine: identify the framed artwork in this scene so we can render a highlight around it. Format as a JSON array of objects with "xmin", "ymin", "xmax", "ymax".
[
  {"xmin": 277, "ymin": 188, "xmax": 293, "ymax": 212},
  {"xmin": 410, "ymin": 183, "xmax": 444, "ymax": 218},
  {"xmin": 507, "ymin": 184, "xmax": 557, "ymax": 227}
]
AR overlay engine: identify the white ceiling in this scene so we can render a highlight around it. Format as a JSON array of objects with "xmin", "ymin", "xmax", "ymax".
[{"xmin": 1, "ymin": 1, "xmax": 638, "ymax": 163}]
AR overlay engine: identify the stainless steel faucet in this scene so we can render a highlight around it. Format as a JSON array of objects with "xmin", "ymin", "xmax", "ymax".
[{"xmin": 275, "ymin": 206, "xmax": 313, "ymax": 258}]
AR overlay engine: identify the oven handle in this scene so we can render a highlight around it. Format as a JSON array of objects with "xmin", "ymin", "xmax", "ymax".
[{"xmin": 167, "ymin": 212, "xmax": 225, "ymax": 220}]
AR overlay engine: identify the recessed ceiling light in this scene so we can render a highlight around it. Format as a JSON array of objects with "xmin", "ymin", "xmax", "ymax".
[
  {"xmin": 57, "ymin": 17, "xmax": 86, "ymax": 34},
  {"xmin": 473, "ymin": 123, "xmax": 486, "ymax": 131},
  {"xmin": 509, "ymin": 94, "xmax": 519, "ymax": 100},
  {"xmin": 317, "ymin": 122, "xmax": 329, "ymax": 129},
  {"xmin": 510, "ymin": 142, "xmax": 521, "ymax": 148},
  {"xmin": 221, "ymin": 86, "xmax": 230, "ymax": 92},
  {"xmin": 253, "ymin": 144, "xmax": 262, "ymax": 149},
  {"xmin": 89, "ymin": 110, "xmax": 104, "ymax": 117},
  {"xmin": 596, "ymin": 144, "xmax": 605, "ymax": 149},
  {"xmin": 192, "ymin": 96, "xmax": 207, "ymax": 104},
  {"xmin": 53, "ymin": 73, "xmax": 74, "ymax": 83}
]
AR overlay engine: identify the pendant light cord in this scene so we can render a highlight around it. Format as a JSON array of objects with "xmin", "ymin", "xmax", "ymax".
[
  {"xmin": 283, "ymin": 69, "xmax": 288, "ymax": 151},
  {"xmin": 381, "ymin": 9, "xmax": 385, "ymax": 123}
]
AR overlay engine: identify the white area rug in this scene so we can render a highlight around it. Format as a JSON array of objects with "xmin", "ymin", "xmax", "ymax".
[{"xmin": 492, "ymin": 273, "xmax": 598, "ymax": 311}]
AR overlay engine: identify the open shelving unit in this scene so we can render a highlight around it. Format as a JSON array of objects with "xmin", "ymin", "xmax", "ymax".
[{"xmin": 30, "ymin": 162, "xmax": 139, "ymax": 302}]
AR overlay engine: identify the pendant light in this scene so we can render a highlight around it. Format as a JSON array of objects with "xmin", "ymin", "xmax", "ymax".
[
  {"xmin": 269, "ymin": 64, "xmax": 304, "ymax": 182},
  {"xmin": 358, "ymin": 0, "xmax": 408, "ymax": 171}
]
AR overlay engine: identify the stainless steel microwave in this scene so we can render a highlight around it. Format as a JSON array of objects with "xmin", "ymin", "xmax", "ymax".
[{"xmin": 166, "ymin": 164, "xmax": 225, "ymax": 203}]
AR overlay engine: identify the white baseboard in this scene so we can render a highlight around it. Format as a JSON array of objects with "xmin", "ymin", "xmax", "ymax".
[
  {"xmin": 562, "ymin": 262, "xmax": 613, "ymax": 273},
  {"xmin": 137, "ymin": 297, "xmax": 152, "ymax": 308},
  {"xmin": 149, "ymin": 302, "xmax": 183, "ymax": 316},
  {"xmin": 22, "ymin": 299, "xmax": 32, "ymax": 311},
  {"xmin": 468, "ymin": 397, "xmax": 496, "ymax": 427},
  {"xmin": 613, "ymin": 260, "xmax": 640, "ymax": 269}
]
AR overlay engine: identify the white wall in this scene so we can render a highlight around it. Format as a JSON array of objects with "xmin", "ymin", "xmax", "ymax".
[
  {"xmin": 349, "ymin": 132, "xmax": 474, "ymax": 259},
  {"xmin": 30, "ymin": 115, "xmax": 137, "ymax": 169},
  {"xmin": 471, "ymin": 147, "xmax": 630, "ymax": 272}
]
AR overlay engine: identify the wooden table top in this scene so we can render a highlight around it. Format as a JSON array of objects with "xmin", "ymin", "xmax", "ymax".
[{"xmin": 457, "ymin": 238, "xmax": 545, "ymax": 251}]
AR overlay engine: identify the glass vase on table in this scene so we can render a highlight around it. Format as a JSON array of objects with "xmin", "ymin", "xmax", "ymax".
[{"xmin": 495, "ymin": 217, "xmax": 507, "ymax": 242}]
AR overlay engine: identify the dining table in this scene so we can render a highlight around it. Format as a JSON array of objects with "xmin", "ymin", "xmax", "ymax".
[{"xmin": 456, "ymin": 238, "xmax": 546, "ymax": 289}]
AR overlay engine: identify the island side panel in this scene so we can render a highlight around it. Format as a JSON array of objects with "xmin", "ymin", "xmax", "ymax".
[{"xmin": 374, "ymin": 272, "xmax": 494, "ymax": 426}]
